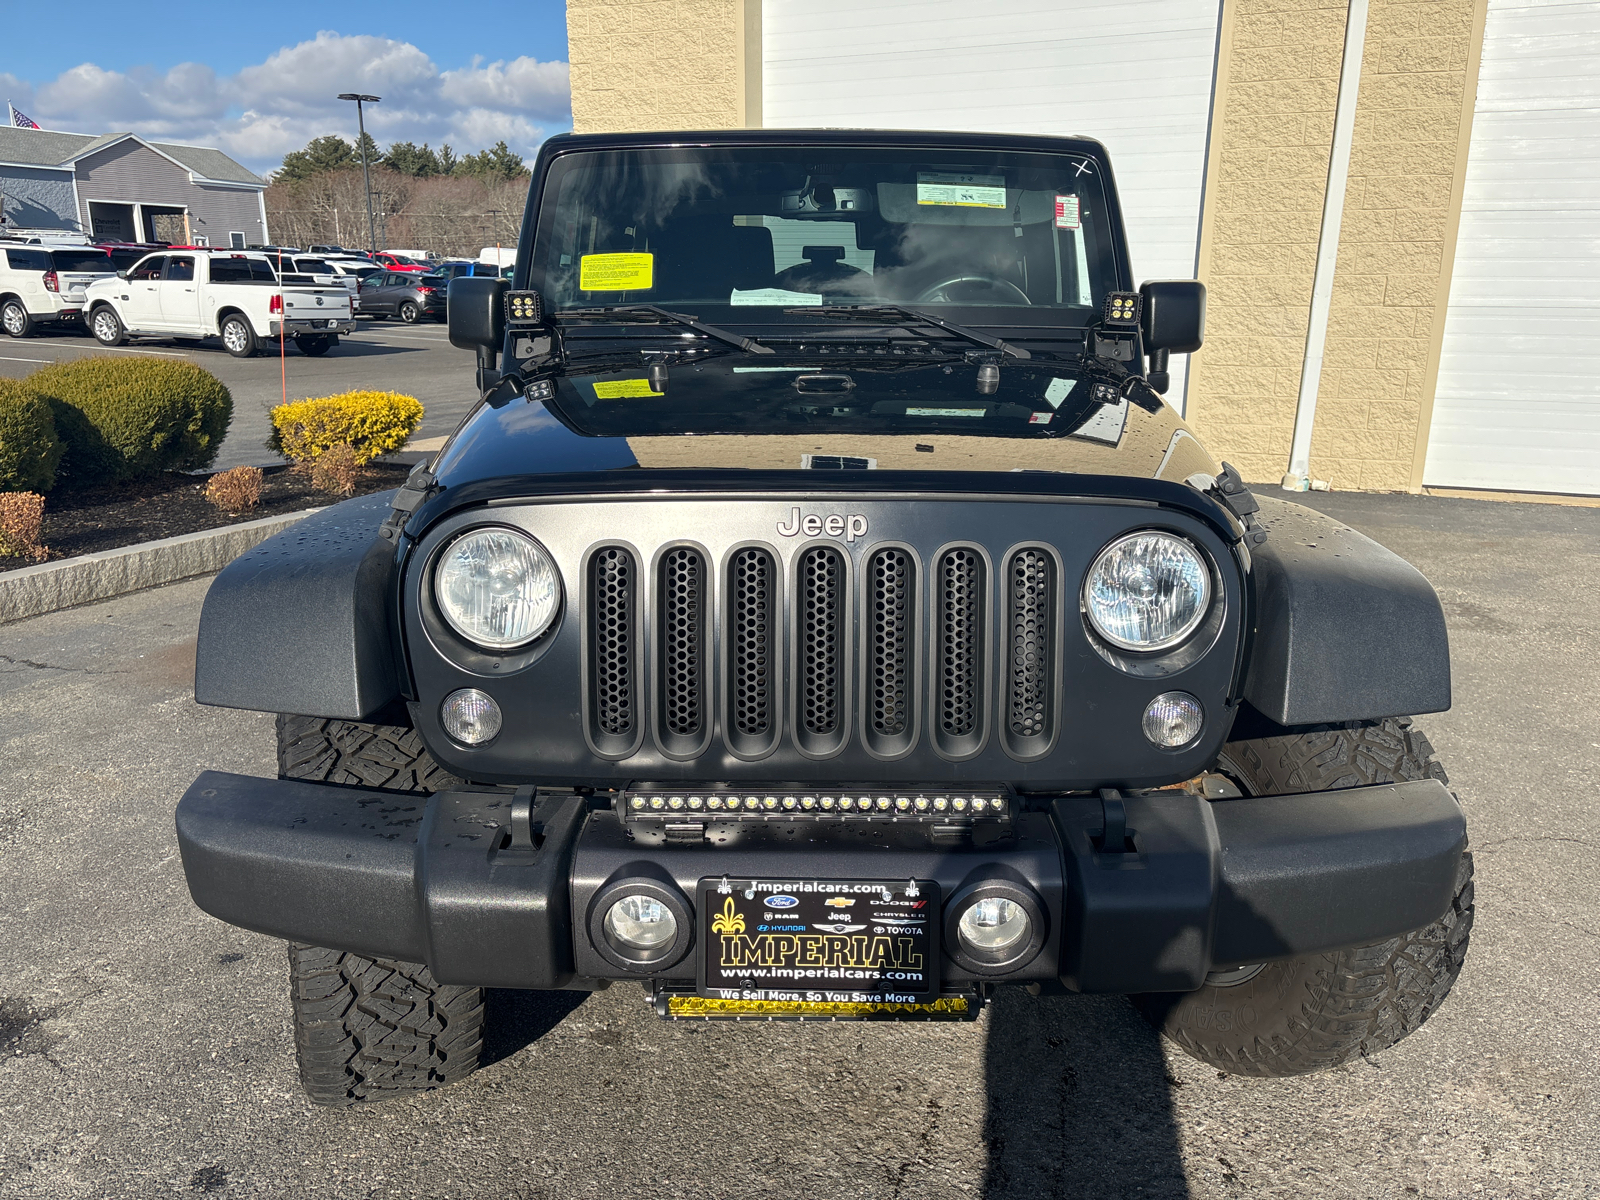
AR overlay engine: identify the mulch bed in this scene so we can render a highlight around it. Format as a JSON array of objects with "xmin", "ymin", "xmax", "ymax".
[{"xmin": 0, "ymin": 463, "xmax": 413, "ymax": 573}]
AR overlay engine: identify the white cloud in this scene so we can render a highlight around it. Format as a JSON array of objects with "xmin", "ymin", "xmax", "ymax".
[{"xmin": 12, "ymin": 32, "xmax": 570, "ymax": 174}]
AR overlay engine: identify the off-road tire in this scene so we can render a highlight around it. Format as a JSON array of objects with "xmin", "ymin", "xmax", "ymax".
[
  {"xmin": 278, "ymin": 715, "xmax": 478, "ymax": 1103},
  {"xmin": 2, "ymin": 297, "xmax": 34, "ymax": 338},
  {"xmin": 1136, "ymin": 717, "xmax": 1474, "ymax": 1078},
  {"xmin": 288, "ymin": 943, "xmax": 485, "ymax": 1107},
  {"xmin": 276, "ymin": 713, "xmax": 464, "ymax": 794}
]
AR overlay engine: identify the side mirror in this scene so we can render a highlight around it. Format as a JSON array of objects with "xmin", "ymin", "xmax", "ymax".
[
  {"xmin": 447, "ymin": 276, "xmax": 507, "ymax": 353},
  {"xmin": 1139, "ymin": 280, "xmax": 1205, "ymax": 394},
  {"xmin": 1140, "ymin": 280, "xmax": 1205, "ymax": 354}
]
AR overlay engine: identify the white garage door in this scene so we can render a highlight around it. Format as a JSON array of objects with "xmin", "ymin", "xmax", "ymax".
[
  {"xmin": 1425, "ymin": 0, "xmax": 1600, "ymax": 495},
  {"xmin": 761, "ymin": 0, "xmax": 1224, "ymax": 412}
]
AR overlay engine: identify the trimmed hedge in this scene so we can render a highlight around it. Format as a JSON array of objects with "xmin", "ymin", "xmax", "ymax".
[
  {"xmin": 0, "ymin": 378, "xmax": 64, "ymax": 493},
  {"xmin": 268, "ymin": 390, "xmax": 424, "ymax": 466},
  {"xmin": 25, "ymin": 357, "xmax": 232, "ymax": 485}
]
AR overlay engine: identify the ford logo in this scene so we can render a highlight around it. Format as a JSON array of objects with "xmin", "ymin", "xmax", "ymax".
[{"xmin": 765, "ymin": 895, "xmax": 799, "ymax": 909}]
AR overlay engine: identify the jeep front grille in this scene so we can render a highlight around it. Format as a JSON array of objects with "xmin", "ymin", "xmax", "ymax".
[
  {"xmin": 659, "ymin": 547, "xmax": 706, "ymax": 747},
  {"xmin": 799, "ymin": 546, "xmax": 845, "ymax": 741},
  {"xmin": 588, "ymin": 547, "xmax": 636, "ymax": 745},
  {"xmin": 583, "ymin": 541, "xmax": 1062, "ymax": 758},
  {"xmin": 1006, "ymin": 548, "xmax": 1054, "ymax": 749}
]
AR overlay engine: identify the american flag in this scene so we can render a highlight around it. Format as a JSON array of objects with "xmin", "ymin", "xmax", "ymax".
[{"xmin": 8, "ymin": 104, "xmax": 41, "ymax": 129}]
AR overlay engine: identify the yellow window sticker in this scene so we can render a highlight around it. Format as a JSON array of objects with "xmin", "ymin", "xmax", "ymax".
[
  {"xmin": 579, "ymin": 252, "xmax": 654, "ymax": 291},
  {"xmin": 593, "ymin": 378, "xmax": 662, "ymax": 399},
  {"xmin": 917, "ymin": 172, "xmax": 1006, "ymax": 208}
]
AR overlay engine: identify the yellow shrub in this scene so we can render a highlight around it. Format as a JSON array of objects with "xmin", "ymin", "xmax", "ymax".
[{"xmin": 267, "ymin": 390, "xmax": 424, "ymax": 466}]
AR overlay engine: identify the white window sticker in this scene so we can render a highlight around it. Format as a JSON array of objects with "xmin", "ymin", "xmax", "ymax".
[
  {"xmin": 917, "ymin": 172, "xmax": 1007, "ymax": 209},
  {"xmin": 907, "ymin": 407, "xmax": 986, "ymax": 417},
  {"xmin": 731, "ymin": 287, "xmax": 823, "ymax": 306},
  {"xmin": 1055, "ymin": 195, "xmax": 1081, "ymax": 229},
  {"xmin": 1043, "ymin": 377, "xmax": 1076, "ymax": 409},
  {"xmin": 1070, "ymin": 398, "xmax": 1129, "ymax": 445},
  {"xmin": 1029, "ymin": 412, "xmax": 1054, "ymax": 425}
]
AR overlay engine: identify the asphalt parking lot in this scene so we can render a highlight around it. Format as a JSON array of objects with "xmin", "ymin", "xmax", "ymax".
[
  {"xmin": 2, "ymin": 490, "xmax": 1597, "ymax": 1198},
  {"xmin": 0, "ymin": 319, "xmax": 479, "ymax": 469}
]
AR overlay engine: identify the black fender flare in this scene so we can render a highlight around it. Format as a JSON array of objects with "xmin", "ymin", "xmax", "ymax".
[
  {"xmin": 1241, "ymin": 496, "xmax": 1450, "ymax": 725},
  {"xmin": 194, "ymin": 491, "xmax": 403, "ymax": 719}
]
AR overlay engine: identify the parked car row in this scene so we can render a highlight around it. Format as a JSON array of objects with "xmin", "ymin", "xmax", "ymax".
[{"xmin": 0, "ymin": 238, "xmax": 509, "ymax": 352}]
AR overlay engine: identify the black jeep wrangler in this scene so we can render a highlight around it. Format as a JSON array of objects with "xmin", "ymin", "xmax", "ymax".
[{"xmin": 178, "ymin": 129, "xmax": 1472, "ymax": 1105}]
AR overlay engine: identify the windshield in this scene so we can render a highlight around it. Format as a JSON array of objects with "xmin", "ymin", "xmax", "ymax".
[{"xmin": 530, "ymin": 145, "xmax": 1119, "ymax": 327}]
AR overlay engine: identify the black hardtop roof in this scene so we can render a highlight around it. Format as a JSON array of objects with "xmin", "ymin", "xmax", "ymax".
[{"xmin": 539, "ymin": 128, "xmax": 1111, "ymax": 159}]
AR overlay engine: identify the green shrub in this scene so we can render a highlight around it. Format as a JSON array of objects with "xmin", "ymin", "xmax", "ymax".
[
  {"xmin": 268, "ymin": 390, "xmax": 424, "ymax": 466},
  {"xmin": 25, "ymin": 357, "xmax": 232, "ymax": 485},
  {"xmin": 0, "ymin": 379, "xmax": 64, "ymax": 493}
]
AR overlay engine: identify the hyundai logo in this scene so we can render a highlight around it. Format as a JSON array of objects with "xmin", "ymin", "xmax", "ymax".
[{"xmin": 765, "ymin": 895, "xmax": 799, "ymax": 909}]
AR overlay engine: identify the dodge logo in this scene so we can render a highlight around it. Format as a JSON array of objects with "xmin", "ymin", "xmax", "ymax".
[{"xmin": 776, "ymin": 507, "xmax": 868, "ymax": 542}]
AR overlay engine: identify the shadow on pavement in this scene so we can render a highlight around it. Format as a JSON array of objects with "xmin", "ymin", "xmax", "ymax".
[
  {"xmin": 982, "ymin": 987, "xmax": 1188, "ymax": 1198},
  {"xmin": 480, "ymin": 988, "xmax": 591, "ymax": 1067}
]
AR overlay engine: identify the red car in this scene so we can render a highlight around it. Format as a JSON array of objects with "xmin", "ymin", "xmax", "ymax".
[{"xmin": 372, "ymin": 251, "xmax": 427, "ymax": 272}]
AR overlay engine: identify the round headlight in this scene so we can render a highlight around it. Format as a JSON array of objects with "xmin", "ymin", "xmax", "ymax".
[
  {"xmin": 605, "ymin": 895, "xmax": 678, "ymax": 951},
  {"xmin": 957, "ymin": 897, "xmax": 1031, "ymax": 953},
  {"xmin": 435, "ymin": 527, "xmax": 560, "ymax": 649},
  {"xmin": 1084, "ymin": 531, "xmax": 1211, "ymax": 651}
]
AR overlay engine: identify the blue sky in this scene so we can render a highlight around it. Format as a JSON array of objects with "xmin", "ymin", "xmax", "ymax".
[{"xmin": 1, "ymin": 0, "xmax": 572, "ymax": 175}]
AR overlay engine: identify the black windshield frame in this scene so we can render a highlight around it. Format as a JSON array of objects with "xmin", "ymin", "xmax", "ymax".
[{"xmin": 520, "ymin": 131, "xmax": 1132, "ymax": 335}]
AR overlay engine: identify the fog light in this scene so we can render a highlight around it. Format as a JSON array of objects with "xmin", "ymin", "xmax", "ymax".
[
  {"xmin": 605, "ymin": 895, "xmax": 677, "ymax": 951},
  {"xmin": 958, "ymin": 897, "xmax": 1030, "ymax": 953},
  {"xmin": 440, "ymin": 688, "xmax": 501, "ymax": 745},
  {"xmin": 1143, "ymin": 691, "xmax": 1204, "ymax": 748}
]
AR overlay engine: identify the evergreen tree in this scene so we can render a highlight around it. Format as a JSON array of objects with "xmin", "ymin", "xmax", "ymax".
[
  {"xmin": 436, "ymin": 143, "xmax": 458, "ymax": 175},
  {"xmin": 276, "ymin": 135, "xmax": 356, "ymax": 183},
  {"xmin": 383, "ymin": 141, "xmax": 440, "ymax": 177},
  {"xmin": 457, "ymin": 141, "xmax": 528, "ymax": 181},
  {"xmin": 354, "ymin": 131, "xmax": 382, "ymax": 168}
]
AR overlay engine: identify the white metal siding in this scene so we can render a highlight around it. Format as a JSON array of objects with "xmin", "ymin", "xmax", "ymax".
[
  {"xmin": 762, "ymin": 0, "xmax": 1223, "ymax": 408},
  {"xmin": 1425, "ymin": 0, "xmax": 1600, "ymax": 494}
]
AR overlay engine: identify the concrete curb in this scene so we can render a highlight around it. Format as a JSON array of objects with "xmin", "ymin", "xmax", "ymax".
[{"xmin": 0, "ymin": 507, "xmax": 322, "ymax": 624}]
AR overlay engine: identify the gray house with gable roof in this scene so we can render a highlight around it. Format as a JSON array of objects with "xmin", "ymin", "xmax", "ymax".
[{"xmin": 0, "ymin": 126, "xmax": 267, "ymax": 247}]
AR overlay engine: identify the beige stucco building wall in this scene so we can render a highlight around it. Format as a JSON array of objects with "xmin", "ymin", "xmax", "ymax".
[
  {"xmin": 1185, "ymin": 0, "xmax": 1351, "ymax": 485},
  {"xmin": 568, "ymin": 0, "xmax": 759, "ymax": 133},
  {"xmin": 1312, "ymin": 0, "xmax": 1488, "ymax": 491}
]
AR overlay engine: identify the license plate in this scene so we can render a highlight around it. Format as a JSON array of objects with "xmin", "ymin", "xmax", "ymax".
[{"xmin": 699, "ymin": 878, "xmax": 938, "ymax": 1003}]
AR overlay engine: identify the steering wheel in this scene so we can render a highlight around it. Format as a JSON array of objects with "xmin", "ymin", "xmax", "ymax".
[{"xmin": 912, "ymin": 275, "xmax": 1032, "ymax": 305}]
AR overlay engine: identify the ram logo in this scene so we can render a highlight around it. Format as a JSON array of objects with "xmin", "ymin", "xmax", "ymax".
[{"xmin": 776, "ymin": 508, "xmax": 868, "ymax": 542}]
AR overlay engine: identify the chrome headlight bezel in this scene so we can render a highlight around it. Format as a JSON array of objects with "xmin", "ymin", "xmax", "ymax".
[
  {"xmin": 433, "ymin": 525, "xmax": 563, "ymax": 651},
  {"xmin": 1082, "ymin": 530, "xmax": 1213, "ymax": 653}
]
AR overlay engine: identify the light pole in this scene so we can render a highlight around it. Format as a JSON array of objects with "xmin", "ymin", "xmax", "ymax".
[{"xmin": 336, "ymin": 93, "xmax": 381, "ymax": 254}]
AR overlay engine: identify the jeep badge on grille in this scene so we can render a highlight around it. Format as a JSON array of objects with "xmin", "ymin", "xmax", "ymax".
[{"xmin": 776, "ymin": 508, "xmax": 869, "ymax": 542}]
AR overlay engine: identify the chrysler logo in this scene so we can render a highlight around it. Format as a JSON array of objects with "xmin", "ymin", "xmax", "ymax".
[{"xmin": 776, "ymin": 507, "xmax": 868, "ymax": 542}]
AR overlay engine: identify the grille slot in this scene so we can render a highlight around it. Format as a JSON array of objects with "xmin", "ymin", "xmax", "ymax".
[
  {"xmin": 589, "ymin": 547, "xmax": 635, "ymax": 743},
  {"xmin": 1006, "ymin": 549, "xmax": 1054, "ymax": 745},
  {"xmin": 729, "ymin": 547, "xmax": 775, "ymax": 741},
  {"xmin": 798, "ymin": 546, "xmax": 845, "ymax": 741},
  {"xmin": 659, "ymin": 547, "xmax": 706, "ymax": 741},
  {"xmin": 868, "ymin": 548, "xmax": 914, "ymax": 739},
  {"xmin": 937, "ymin": 548, "xmax": 984, "ymax": 742}
]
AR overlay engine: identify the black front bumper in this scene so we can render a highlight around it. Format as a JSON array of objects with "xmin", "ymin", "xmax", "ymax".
[{"xmin": 175, "ymin": 773, "xmax": 1466, "ymax": 995}]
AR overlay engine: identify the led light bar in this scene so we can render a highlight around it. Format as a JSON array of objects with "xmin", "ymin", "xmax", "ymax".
[{"xmin": 621, "ymin": 789, "xmax": 1011, "ymax": 823}]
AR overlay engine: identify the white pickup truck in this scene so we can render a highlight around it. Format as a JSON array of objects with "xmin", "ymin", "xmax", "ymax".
[{"xmin": 82, "ymin": 250, "xmax": 355, "ymax": 357}]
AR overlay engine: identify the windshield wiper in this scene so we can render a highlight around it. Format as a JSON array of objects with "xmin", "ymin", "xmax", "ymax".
[
  {"xmin": 554, "ymin": 304, "xmax": 775, "ymax": 355},
  {"xmin": 784, "ymin": 304, "xmax": 1031, "ymax": 360}
]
